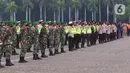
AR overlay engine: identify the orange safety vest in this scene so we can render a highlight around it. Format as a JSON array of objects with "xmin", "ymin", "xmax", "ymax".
[
  {"xmin": 128, "ymin": 25, "xmax": 130, "ymax": 29},
  {"xmin": 124, "ymin": 26, "xmax": 127, "ymax": 31}
]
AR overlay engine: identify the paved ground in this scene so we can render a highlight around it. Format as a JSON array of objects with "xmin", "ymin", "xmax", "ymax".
[{"xmin": 1, "ymin": 37, "xmax": 130, "ymax": 73}]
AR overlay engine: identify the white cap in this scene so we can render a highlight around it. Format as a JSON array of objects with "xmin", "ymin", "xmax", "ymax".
[
  {"xmin": 17, "ymin": 21, "xmax": 21, "ymax": 23},
  {"xmin": 39, "ymin": 20, "xmax": 43, "ymax": 22},
  {"xmin": 69, "ymin": 21, "xmax": 73, "ymax": 24}
]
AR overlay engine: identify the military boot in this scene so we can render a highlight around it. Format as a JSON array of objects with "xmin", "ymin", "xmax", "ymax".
[
  {"xmin": 6, "ymin": 59, "xmax": 14, "ymax": 66},
  {"xmin": 49, "ymin": 51, "xmax": 55, "ymax": 56},
  {"xmin": 61, "ymin": 48, "xmax": 66, "ymax": 53},
  {"xmin": 33, "ymin": 54, "xmax": 37, "ymax": 60},
  {"xmin": 41, "ymin": 52, "xmax": 48, "ymax": 58},
  {"xmin": 19, "ymin": 57, "xmax": 28, "ymax": 63},
  {"xmin": 55, "ymin": 49, "xmax": 60, "ymax": 54},
  {"xmin": 36, "ymin": 54, "xmax": 42, "ymax": 60},
  {"xmin": 12, "ymin": 49, "xmax": 19, "ymax": 55}
]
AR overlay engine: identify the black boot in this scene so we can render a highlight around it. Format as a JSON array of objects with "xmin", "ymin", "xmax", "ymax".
[
  {"xmin": 19, "ymin": 57, "xmax": 28, "ymax": 63},
  {"xmin": 36, "ymin": 54, "xmax": 42, "ymax": 60},
  {"xmin": 41, "ymin": 52, "xmax": 48, "ymax": 58},
  {"xmin": 0, "ymin": 60, "xmax": 4, "ymax": 68},
  {"xmin": 33, "ymin": 54, "xmax": 37, "ymax": 60},
  {"xmin": 55, "ymin": 50, "xmax": 60, "ymax": 54},
  {"xmin": 6, "ymin": 59, "xmax": 14, "ymax": 66},
  {"xmin": 27, "ymin": 48, "xmax": 32, "ymax": 52},
  {"xmin": 61, "ymin": 48, "xmax": 66, "ymax": 53},
  {"xmin": 12, "ymin": 49, "xmax": 19, "ymax": 55},
  {"xmin": 49, "ymin": 51, "xmax": 55, "ymax": 56}
]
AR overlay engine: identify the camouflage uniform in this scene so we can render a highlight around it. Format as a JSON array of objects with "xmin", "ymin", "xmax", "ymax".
[
  {"xmin": 27, "ymin": 24, "xmax": 33, "ymax": 52},
  {"xmin": 54, "ymin": 25, "xmax": 61, "ymax": 54},
  {"xmin": 48, "ymin": 25, "xmax": 55, "ymax": 56},
  {"xmin": 19, "ymin": 24, "xmax": 29, "ymax": 63},
  {"xmin": 60, "ymin": 25, "xmax": 66, "ymax": 53},
  {"xmin": 31, "ymin": 25, "xmax": 41, "ymax": 60},
  {"xmin": 3, "ymin": 24, "xmax": 14, "ymax": 66},
  {"xmin": 12, "ymin": 24, "xmax": 19, "ymax": 55},
  {"xmin": 0, "ymin": 25, "xmax": 4, "ymax": 68},
  {"xmin": 39, "ymin": 25, "xmax": 48, "ymax": 58}
]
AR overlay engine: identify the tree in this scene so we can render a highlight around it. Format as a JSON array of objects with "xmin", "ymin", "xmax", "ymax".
[
  {"xmin": 72, "ymin": 0, "xmax": 81, "ymax": 21},
  {"xmin": 81, "ymin": 0, "xmax": 88, "ymax": 21},
  {"xmin": 87, "ymin": 0, "xmax": 98, "ymax": 21},
  {"xmin": 102, "ymin": 0, "xmax": 115, "ymax": 22},
  {"xmin": 5, "ymin": 1, "xmax": 17, "ymax": 21},
  {"xmin": 56, "ymin": 0, "xmax": 65, "ymax": 22},
  {"xmin": 22, "ymin": 0, "xmax": 33, "ymax": 21}
]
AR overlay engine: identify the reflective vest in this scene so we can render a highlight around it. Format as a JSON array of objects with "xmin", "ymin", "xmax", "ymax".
[
  {"xmin": 93, "ymin": 25, "xmax": 97, "ymax": 32},
  {"xmin": 82, "ymin": 27, "xmax": 87, "ymax": 34},
  {"xmin": 65, "ymin": 26, "xmax": 69, "ymax": 33},
  {"xmin": 16, "ymin": 27, "xmax": 20, "ymax": 34},
  {"xmin": 38, "ymin": 26, "xmax": 43, "ymax": 34},
  {"xmin": 87, "ymin": 27, "xmax": 92, "ymax": 34},
  {"xmin": 76, "ymin": 26, "xmax": 81, "ymax": 34},
  {"xmin": 70, "ymin": 27, "xmax": 76, "ymax": 38}
]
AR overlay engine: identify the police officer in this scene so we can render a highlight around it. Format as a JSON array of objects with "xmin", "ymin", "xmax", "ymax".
[
  {"xmin": 81, "ymin": 22, "xmax": 87, "ymax": 48},
  {"xmin": 86, "ymin": 22, "xmax": 92, "ymax": 47},
  {"xmin": 68, "ymin": 22, "xmax": 76, "ymax": 51}
]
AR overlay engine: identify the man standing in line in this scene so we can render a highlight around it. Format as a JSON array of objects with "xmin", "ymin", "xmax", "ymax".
[{"xmin": 39, "ymin": 22, "xmax": 48, "ymax": 58}]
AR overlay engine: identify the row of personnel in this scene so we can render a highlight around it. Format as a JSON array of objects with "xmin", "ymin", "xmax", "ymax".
[{"xmin": 0, "ymin": 20, "xmax": 118, "ymax": 68}]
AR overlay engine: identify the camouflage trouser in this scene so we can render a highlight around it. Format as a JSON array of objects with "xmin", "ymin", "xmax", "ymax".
[
  {"xmin": 3, "ymin": 45, "xmax": 12, "ymax": 60},
  {"xmin": 39, "ymin": 41, "xmax": 46, "ymax": 54},
  {"xmin": 54, "ymin": 39, "xmax": 60, "ymax": 50},
  {"xmin": 48, "ymin": 39, "xmax": 54, "ymax": 52},
  {"xmin": 60, "ymin": 35, "xmax": 65, "ymax": 49},
  {"xmin": 33, "ymin": 41, "xmax": 39, "ymax": 55},
  {"xmin": 20, "ymin": 43, "xmax": 28, "ymax": 57},
  {"xmin": 0, "ymin": 47, "xmax": 3, "ymax": 60}
]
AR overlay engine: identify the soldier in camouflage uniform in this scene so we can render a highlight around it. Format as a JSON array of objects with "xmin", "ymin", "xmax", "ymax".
[
  {"xmin": 31, "ymin": 22, "xmax": 41, "ymax": 60},
  {"xmin": 39, "ymin": 22, "xmax": 48, "ymax": 58},
  {"xmin": 0, "ymin": 21, "xmax": 4, "ymax": 68},
  {"xmin": 3, "ymin": 21, "xmax": 14, "ymax": 66},
  {"xmin": 12, "ymin": 21, "xmax": 19, "ymax": 55},
  {"xmin": 54, "ymin": 22, "xmax": 61, "ymax": 54},
  {"xmin": 19, "ymin": 20, "xmax": 29, "ymax": 63},
  {"xmin": 48, "ymin": 22, "xmax": 55, "ymax": 56},
  {"xmin": 60, "ymin": 22, "xmax": 66, "ymax": 53},
  {"xmin": 27, "ymin": 22, "xmax": 33, "ymax": 52}
]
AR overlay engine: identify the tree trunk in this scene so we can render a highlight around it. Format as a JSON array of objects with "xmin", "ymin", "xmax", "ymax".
[
  {"xmin": 92, "ymin": 11, "xmax": 94, "ymax": 21},
  {"xmin": 58, "ymin": 10, "xmax": 61, "ymax": 22},
  {"xmin": 114, "ymin": 14, "xmax": 117, "ymax": 23},
  {"xmin": 77, "ymin": 8, "xmax": 79, "ymax": 20},
  {"xmin": 10, "ymin": 11, "xmax": 13, "ymax": 21},
  {"xmin": 94, "ymin": 11, "xmax": 96, "ymax": 21},
  {"xmin": 54, "ymin": 10, "xmax": 56, "ymax": 21},
  {"xmin": 99, "ymin": 3, "xmax": 101, "ymax": 22},
  {"xmin": 44, "ymin": 5, "xmax": 46, "ymax": 21},
  {"xmin": 26, "ymin": 7, "xmax": 28, "ymax": 21},
  {"xmin": 75, "ymin": 7, "xmax": 76, "ymax": 21},
  {"xmin": 13, "ymin": 11, "xmax": 16, "ymax": 21},
  {"xmin": 107, "ymin": 4, "xmax": 109, "ymax": 22},
  {"xmin": 61, "ymin": 8, "xmax": 64, "ymax": 22},
  {"xmin": 40, "ymin": 6, "xmax": 43, "ymax": 20},
  {"xmin": 69, "ymin": 7, "xmax": 71, "ymax": 21},
  {"xmin": 29, "ymin": 8, "xmax": 31, "ymax": 21},
  {"xmin": 84, "ymin": 8, "xmax": 86, "ymax": 21}
]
